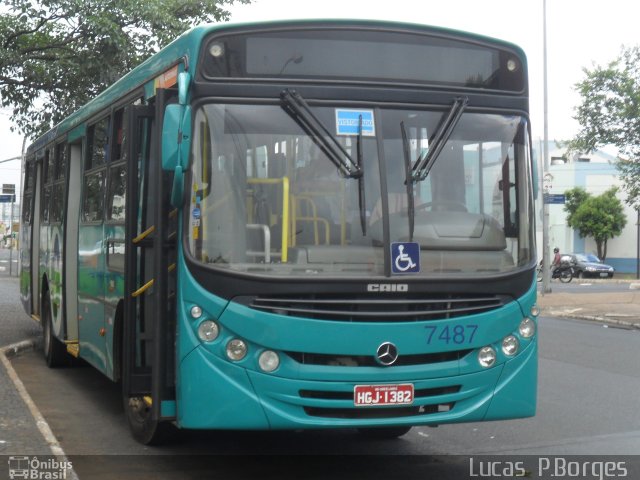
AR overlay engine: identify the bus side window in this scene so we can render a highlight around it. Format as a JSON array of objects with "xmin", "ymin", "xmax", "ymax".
[
  {"xmin": 87, "ymin": 117, "xmax": 110, "ymax": 170},
  {"xmin": 41, "ymin": 149, "xmax": 54, "ymax": 225},
  {"xmin": 107, "ymin": 164, "xmax": 126, "ymax": 222},
  {"xmin": 107, "ymin": 109, "xmax": 127, "ymax": 222},
  {"xmin": 82, "ymin": 118, "xmax": 109, "ymax": 223},
  {"xmin": 50, "ymin": 143, "xmax": 67, "ymax": 224},
  {"xmin": 22, "ymin": 160, "xmax": 34, "ymax": 224},
  {"xmin": 82, "ymin": 171, "xmax": 105, "ymax": 222}
]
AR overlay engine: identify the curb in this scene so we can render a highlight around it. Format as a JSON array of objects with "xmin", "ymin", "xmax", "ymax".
[
  {"xmin": 544, "ymin": 311, "xmax": 640, "ymax": 329},
  {"xmin": 0, "ymin": 340, "xmax": 79, "ymax": 479}
]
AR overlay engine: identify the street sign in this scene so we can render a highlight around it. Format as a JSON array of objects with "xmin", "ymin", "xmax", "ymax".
[
  {"xmin": 0, "ymin": 194, "xmax": 16, "ymax": 203},
  {"xmin": 543, "ymin": 193, "xmax": 565, "ymax": 204},
  {"xmin": 2, "ymin": 184, "xmax": 15, "ymax": 194}
]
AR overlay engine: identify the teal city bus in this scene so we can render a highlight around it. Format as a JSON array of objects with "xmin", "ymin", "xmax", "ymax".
[{"xmin": 20, "ymin": 19, "xmax": 538, "ymax": 444}]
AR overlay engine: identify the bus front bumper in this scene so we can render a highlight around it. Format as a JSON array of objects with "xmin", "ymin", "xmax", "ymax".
[{"xmin": 176, "ymin": 339, "xmax": 536, "ymax": 430}]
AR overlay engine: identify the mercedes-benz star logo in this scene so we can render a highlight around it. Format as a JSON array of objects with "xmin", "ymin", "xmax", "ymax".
[{"xmin": 376, "ymin": 342, "xmax": 399, "ymax": 366}]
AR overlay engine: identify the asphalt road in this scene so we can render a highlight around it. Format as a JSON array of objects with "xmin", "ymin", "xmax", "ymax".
[
  {"xmin": 0, "ymin": 247, "xmax": 19, "ymax": 277},
  {"xmin": 6, "ymin": 313, "xmax": 640, "ymax": 478}
]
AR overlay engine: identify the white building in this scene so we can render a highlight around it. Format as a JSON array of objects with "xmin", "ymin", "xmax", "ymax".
[{"xmin": 535, "ymin": 141, "xmax": 637, "ymax": 274}]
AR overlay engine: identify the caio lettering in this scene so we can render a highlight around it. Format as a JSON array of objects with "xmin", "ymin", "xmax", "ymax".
[{"xmin": 367, "ymin": 284, "xmax": 408, "ymax": 292}]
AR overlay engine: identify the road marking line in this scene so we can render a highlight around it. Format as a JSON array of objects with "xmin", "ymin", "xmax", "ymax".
[{"xmin": 0, "ymin": 340, "xmax": 79, "ymax": 480}]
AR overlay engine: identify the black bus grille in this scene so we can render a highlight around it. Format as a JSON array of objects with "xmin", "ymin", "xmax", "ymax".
[
  {"xmin": 285, "ymin": 349, "xmax": 472, "ymax": 367},
  {"xmin": 240, "ymin": 293, "xmax": 508, "ymax": 322}
]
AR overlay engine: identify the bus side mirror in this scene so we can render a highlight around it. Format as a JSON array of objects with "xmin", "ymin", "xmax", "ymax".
[
  {"xmin": 171, "ymin": 165, "xmax": 184, "ymax": 208},
  {"xmin": 178, "ymin": 71, "xmax": 191, "ymax": 106},
  {"xmin": 162, "ymin": 104, "xmax": 192, "ymax": 172},
  {"xmin": 162, "ymin": 104, "xmax": 182, "ymax": 171},
  {"xmin": 179, "ymin": 106, "xmax": 191, "ymax": 171},
  {"xmin": 163, "ymin": 104, "xmax": 192, "ymax": 208}
]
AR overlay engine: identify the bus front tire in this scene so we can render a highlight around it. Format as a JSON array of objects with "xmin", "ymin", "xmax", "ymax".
[
  {"xmin": 42, "ymin": 291, "xmax": 68, "ymax": 368},
  {"xmin": 123, "ymin": 394, "xmax": 174, "ymax": 445},
  {"xmin": 357, "ymin": 426, "xmax": 412, "ymax": 440}
]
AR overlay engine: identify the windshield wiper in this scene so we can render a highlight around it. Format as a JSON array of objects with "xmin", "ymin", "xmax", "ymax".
[
  {"xmin": 400, "ymin": 121, "xmax": 415, "ymax": 241},
  {"xmin": 280, "ymin": 89, "xmax": 362, "ymax": 178},
  {"xmin": 410, "ymin": 96, "xmax": 468, "ymax": 183},
  {"xmin": 357, "ymin": 114, "xmax": 366, "ymax": 236}
]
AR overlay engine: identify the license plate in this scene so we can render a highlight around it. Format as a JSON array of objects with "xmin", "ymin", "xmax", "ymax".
[
  {"xmin": 599, "ymin": 272, "xmax": 609, "ymax": 277},
  {"xmin": 354, "ymin": 384, "xmax": 414, "ymax": 407}
]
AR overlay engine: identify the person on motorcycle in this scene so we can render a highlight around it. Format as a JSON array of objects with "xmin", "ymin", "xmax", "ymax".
[{"xmin": 551, "ymin": 247, "xmax": 562, "ymax": 274}]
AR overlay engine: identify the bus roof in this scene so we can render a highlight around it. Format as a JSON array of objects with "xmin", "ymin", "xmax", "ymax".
[{"xmin": 27, "ymin": 19, "xmax": 526, "ymax": 155}]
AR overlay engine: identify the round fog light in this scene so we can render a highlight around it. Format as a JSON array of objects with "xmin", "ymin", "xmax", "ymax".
[
  {"xmin": 478, "ymin": 346, "xmax": 496, "ymax": 368},
  {"xmin": 197, "ymin": 320, "xmax": 219, "ymax": 343},
  {"xmin": 519, "ymin": 318, "xmax": 536, "ymax": 338},
  {"xmin": 502, "ymin": 335, "xmax": 519, "ymax": 356},
  {"xmin": 226, "ymin": 339, "xmax": 248, "ymax": 361},
  {"xmin": 259, "ymin": 350, "xmax": 280, "ymax": 372},
  {"xmin": 190, "ymin": 305, "xmax": 203, "ymax": 319}
]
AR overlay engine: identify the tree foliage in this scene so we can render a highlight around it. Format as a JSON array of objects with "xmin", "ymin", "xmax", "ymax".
[
  {"xmin": 563, "ymin": 187, "xmax": 627, "ymax": 260},
  {"xmin": 0, "ymin": 0, "xmax": 249, "ymax": 139},
  {"xmin": 569, "ymin": 46, "xmax": 640, "ymax": 211}
]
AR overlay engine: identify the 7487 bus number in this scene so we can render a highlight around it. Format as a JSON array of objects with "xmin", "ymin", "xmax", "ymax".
[{"xmin": 425, "ymin": 325, "xmax": 478, "ymax": 345}]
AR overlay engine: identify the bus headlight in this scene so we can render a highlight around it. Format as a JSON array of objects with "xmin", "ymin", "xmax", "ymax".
[
  {"xmin": 197, "ymin": 320, "xmax": 219, "ymax": 343},
  {"xmin": 190, "ymin": 305, "xmax": 203, "ymax": 319},
  {"xmin": 478, "ymin": 346, "xmax": 496, "ymax": 368},
  {"xmin": 226, "ymin": 339, "xmax": 248, "ymax": 361},
  {"xmin": 501, "ymin": 335, "xmax": 519, "ymax": 356},
  {"xmin": 258, "ymin": 350, "xmax": 280, "ymax": 372},
  {"xmin": 530, "ymin": 304, "xmax": 540, "ymax": 317},
  {"xmin": 519, "ymin": 318, "xmax": 536, "ymax": 338}
]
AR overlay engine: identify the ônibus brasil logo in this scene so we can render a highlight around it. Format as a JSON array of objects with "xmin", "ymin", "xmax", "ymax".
[{"xmin": 8, "ymin": 456, "xmax": 73, "ymax": 480}]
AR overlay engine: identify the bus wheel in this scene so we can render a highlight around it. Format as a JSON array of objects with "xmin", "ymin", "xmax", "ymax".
[
  {"xmin": 357, "ymin": 426, "xmax": 412, "ymax": 440},
  {"xmin": 123, "ymin": 394, "xmax": 173, "ymax": 445},
  {"xmin": 42, "ymin": 291, "xmax": 67, "ymax": 368}
]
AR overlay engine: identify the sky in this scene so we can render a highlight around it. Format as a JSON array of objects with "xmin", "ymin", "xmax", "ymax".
[{"xmin": 2, "ymin": 0, "xmax": 639, "ymax": 196}]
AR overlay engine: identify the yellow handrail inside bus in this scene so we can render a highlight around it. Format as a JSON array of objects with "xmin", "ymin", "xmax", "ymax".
[
  {"xmin": 247, "ymin": 177, "xmax": 289, "ymax": 263},
  {"xmin": 132, "ymin": 279, "xmax": 154, "ymax": 298},
  {"xmin": 292, "ymin": 195, "xmax": 335, "ymax": 246},
  {"xmin": 132, "ymin": 225, "xmax": 155, "ymax": 244}
]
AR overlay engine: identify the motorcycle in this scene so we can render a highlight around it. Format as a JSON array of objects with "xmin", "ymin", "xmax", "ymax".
[{"xmin": 537, "ymin": 262, "xmax": 574, "ymax": 283}]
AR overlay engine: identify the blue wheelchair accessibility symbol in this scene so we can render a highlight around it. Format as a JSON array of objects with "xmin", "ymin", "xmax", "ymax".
[{"xmin": 391, "ymin": 242, "xmax": 420, "ymax": 274}]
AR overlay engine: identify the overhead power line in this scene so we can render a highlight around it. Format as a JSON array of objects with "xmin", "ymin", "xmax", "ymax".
[{"xmin": 0, "ymin": 156, "xmax": 21, "ymax": 164}]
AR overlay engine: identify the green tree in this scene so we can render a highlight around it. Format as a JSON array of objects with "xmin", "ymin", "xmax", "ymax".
[
  {"xmin": 569, "ymin": 46, "xmax": 640, "ymax": 211},
  {"xmin": 564, "ymin": 187, "xmax": 590, "ymax": 217},
  {"xmin": 0, "ymin": 0, "xmax": 249, "ymax": 139},
  {"xmin": 563, "ymin": 187, "xmax": 627, "ymax": 261}
]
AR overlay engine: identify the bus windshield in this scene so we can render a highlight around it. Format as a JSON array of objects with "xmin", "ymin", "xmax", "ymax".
[{"xmin": 187, "ymin": 103, "xmax": 533, "ymax": 278}]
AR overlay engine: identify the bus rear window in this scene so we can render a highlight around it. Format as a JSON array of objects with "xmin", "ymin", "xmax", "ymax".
[{"xmin": 202, "ymin": 27, "xmax": 525, "ymax": 92}]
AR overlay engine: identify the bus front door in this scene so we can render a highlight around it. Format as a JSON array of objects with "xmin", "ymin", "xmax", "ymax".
[{"xmin": 123, "ymin": 95, "xmax": 177, "ymax": 441}]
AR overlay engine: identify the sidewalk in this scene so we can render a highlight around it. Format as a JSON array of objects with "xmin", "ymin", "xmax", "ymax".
[
  {"xmin": 537, "ymin": 282, "xmax": 640, "ymax": 328},
  {"xmin": 0, "ymin": 277, "xmax": 52, "ymax": 455}
]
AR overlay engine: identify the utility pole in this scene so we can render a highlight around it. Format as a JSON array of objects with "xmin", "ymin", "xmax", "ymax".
[
  {"xmin": 636, "ymin": 206, "xmax": 640, "ymax": 280},
  {"xmin": 542, "ymin": 0, "xmax": 552, "ymax": 294}
]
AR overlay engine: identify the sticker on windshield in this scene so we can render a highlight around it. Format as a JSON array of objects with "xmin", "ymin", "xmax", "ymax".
[
  {"xmin": 391, "ymin": 242, "xmax": 420, "ymax": 274},
  {"xmin": 335, "ymin": 109, "xmax": 375, "ymax": 137}
]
